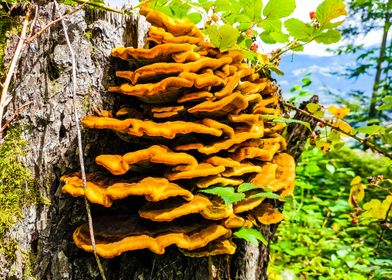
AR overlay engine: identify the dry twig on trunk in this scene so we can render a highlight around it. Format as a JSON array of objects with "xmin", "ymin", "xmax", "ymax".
[
  {"xmin": 53, "ymin": 1, "xmax": 107, "ymax": 279},
  {"xmin": 0, "ymin": 6, "xmax": 32, "ymax": 142}
]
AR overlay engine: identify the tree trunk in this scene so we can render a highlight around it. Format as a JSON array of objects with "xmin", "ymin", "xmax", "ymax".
[
  {"xmin": 368, "ymin": 0, "xmax": 391, "ymax": 119},
  {"xmin": 1, "ymin": 3, "xmax": 315, "ymax": 279}
]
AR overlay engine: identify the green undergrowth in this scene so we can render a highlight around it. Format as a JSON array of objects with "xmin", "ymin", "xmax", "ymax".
[
  {"xmin": 269, "ymin": 146, "xmax": 392, "ymax": 280},
  {"xmin": 0, "ymin": 127, "xmax": 38, "ymax": 242}
]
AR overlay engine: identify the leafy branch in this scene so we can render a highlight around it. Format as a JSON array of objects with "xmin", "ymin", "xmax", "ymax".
[{"xmin": 282, "ymin": 101, "xmax": 392, "ymax": 159}]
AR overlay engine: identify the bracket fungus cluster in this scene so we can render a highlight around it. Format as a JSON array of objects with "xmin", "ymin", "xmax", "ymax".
[{"xmin": 61, "ymin": 6, "xmax": 295, "ymax": 258}]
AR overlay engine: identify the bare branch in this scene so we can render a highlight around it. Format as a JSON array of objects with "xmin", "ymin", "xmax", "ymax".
[
  {"xmin": 0, "ymin": 101, "xmax": 33, "ymax": 132},
  {"xmin": 53, "ymin": 1, "xmax": 107, "ymax": 279}
]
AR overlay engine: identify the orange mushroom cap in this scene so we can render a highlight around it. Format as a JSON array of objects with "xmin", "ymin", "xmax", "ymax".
[
  {"xmin": 61, "ymin": 174, "xmax": 194, "ymax": 207},
  {"xmin": 252, "ymin": 203, "xmax": 285, "ymax": 225},
  {"xmin": 111, "ymin": 43, "xmax": 193, "ymax": 61},
  {"xmin": 74, "ymin": 221, "xmax": 231, "ymax": 257},
  {"xmin": 96, "ymin": 145, "xmax": 198, "ymax": 175},
  {"xmin": 139, "ymin": 194, "xmax": 232, "ymax": 222},
  {"xmin": 181, "ymin": 239, "xmax": 236, "ymax": 257},
  {"xmin": 82, "ymin": 116, "xmax": 224, "ymax": 139},
  {"xmin": 187, "ymin": 91, "xmax": 248, "ymax": 117}
]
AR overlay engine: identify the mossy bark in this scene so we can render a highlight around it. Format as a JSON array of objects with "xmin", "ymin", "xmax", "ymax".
[{"xmin": 1, "ymin": 2, "xmax": 314, "ymax": 279}]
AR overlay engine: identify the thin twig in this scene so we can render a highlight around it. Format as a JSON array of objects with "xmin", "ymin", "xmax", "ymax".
[
  {"xmin": 282, "ymin": 101, "xmax": 392, "ymax": 159},
  {"xmin": 72, "ymin": 0, "xmax": 125, "ymax": 14},
  {"xmin": 26, "ymin": 4, "xmax": 86, "ymax": 43},
  {"xmin": 53, "ymin": 1, "xmax": 106, "ymax": 279},
  {"xmin": 0, "ymin": 101, "xmax": 33, "ymax": 132},
  {"xmin": 27, "ymin": 5, "xmax": 38, "ymax": 38},
  {"xmin": 0, "ymin": 6, "xmax": 31, "ymax": 142}
]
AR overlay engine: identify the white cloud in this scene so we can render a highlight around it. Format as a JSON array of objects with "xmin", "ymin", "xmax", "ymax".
[{"xmin": 292, "ymin": 64, "xmax": 347, "ymax": 77}]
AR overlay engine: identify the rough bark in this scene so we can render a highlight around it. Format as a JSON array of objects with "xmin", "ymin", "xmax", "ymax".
[{"xmin": 1, "ymin": 3, "xmax": 315, "ymax": 279}]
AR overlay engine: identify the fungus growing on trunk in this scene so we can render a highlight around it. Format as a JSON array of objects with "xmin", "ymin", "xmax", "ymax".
[{"xmin": 61, "ymin": 6, "xmax": 295, "ymax": 258}]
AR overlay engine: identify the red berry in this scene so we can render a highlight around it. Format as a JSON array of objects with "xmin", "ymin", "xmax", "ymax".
[
  {"xmin": 246, "ymin": 29, "xmax": 253, "ymax": 36},
  {"xmin": 352, "ymin": 218, "xmax": 358, "ymax": 224},
  {"xmin": 309, "ymin": 11, "xmax": 316, "ymax": 19},
  {"xmin": 250, "ymin": 42, "xmax": 258, "ymax": 52}
]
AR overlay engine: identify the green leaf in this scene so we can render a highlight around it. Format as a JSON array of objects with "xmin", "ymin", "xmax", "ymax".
[
  {"xmin": 263, "ymin": 0, "xmax": 296, "ymax": 19},
  {"xmin": 258, "ymin": 19, "xmax": 282, "ymax": 32},
  {"xmin": 316, "ymin": 0, "xmax": 347, "ymax": 26},
  {"xmin": 268, "ymin": 64, "xmax": 285, "ymax": 75},
  {"xmin": 378, "ymin": 96, "xmax": 392, "ymax": 110},
  {"xmin": 260, "ymin": 31, "xmax": 276, "ymax": 44},
  {"xmin": 270, "ymin": 31, "xmax": 289, "ymax": 43},
  {"xmin": 205, "ymin": 24, "xmax": 240, "ymax": 51},
  {"xmin": 249, "ymin": 192, "xmax": 283, "ymax": 200},
  {"xmin": 199, "ymin": 186, "xmax": 245, "ymax": 206},
  {"xmin": 314, "ymin": 30, "xmax": 342, "ymax": 44},
  {"xmin": 262, "ymin": 115, "xmax": 311, "ymax": 131},
  {"xmin": 326, "ymin": 163, "xmax": 335, "ymax": 174},
  {"xmin": 302, "ymin": 77, "xmax": 312, "ymax": 87},
  {"xmin": 234, "ymin": 227, "xmax": 268, "ymax": 245},
  {"xmin": 356, "ymin": 125, "xmax": 384, "ymax": 135},
  {"xmin": 238, "ymin": 183, "xmax": 273, "ymax": 193},
  {"xmin": 306, "ymin": 103, "xmax": 321, "ymax": 113},
  {"xmin": 241, "ymin": 0, "xmax": 263, "ymax": 21},
  {"xmin": 187, "ymin": 12, "xmax": 202, "ymax": 24},
  {"xmin": 284, "ymin": 18, "xmax": 314, "ymax": 41}
]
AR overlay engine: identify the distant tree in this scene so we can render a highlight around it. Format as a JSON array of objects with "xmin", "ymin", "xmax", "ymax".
[{"xmin": 336, "ymin": 0, "xmax": 391, "ymax": 122}]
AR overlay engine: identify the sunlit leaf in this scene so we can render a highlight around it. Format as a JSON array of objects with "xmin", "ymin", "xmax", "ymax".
[
  {"xmin": 306, "ymin": 103, "xmax": 321, "ymax": 113},
  {"xmin": 270, "ymin": 31, "xmax": 289, "ymax": 43},
  {"xmin": 362, "ymin": 199, "xmax": 384, "ymax": 219},
  {"xmin": 316, "ymin": 0, "xmax": 347, "ymax": 26},
  {"xmin": 263, "ymin": 0, "xmax": 296, "ymax": 19},
  {"xmin": 326, "ymin": 163, "xmax": 335, "ymax": 174},
  {"xmin": 238, "ymin": 183, "xmax": 273, "ymax": 193},
  {"xmin": 350, "ymin": 176, "xmax": 361, "ymax": 186},
  {"xmin": 234, "ymin": 227, "xmax": 267, "ymax": 245},
  {"xmin": 249, "ymin": 192, "xmax": 283, "ymax": 200},
  {"xmin": 284, "ymin": 18, "xmax": 313, "ymax": 41},
  {"xmin": 258, "ymin": 18, "xmax": 282, "ymax": 32},
  {"xmin": 260, "ymin": 31, "xmax": 276, "ymax": 44},
  {"xmin": 205, "ymin": 24, "xmax": 240, "ymax": 51},
  {"xmin": 262, "ymin": 115, "xmax": 311, "ymax": 131},
  {"xmin": 356, "ymin": 125, "xmax": 384, "ymax": 135},
  {"xmin": 348, "ymin": 182, "xmax": 365, "ymax": 207},
  {"xmin": 314, "ymin": 29, "xmax": 342, "ymax": 44},
  {"xmin": 327, "ymin": 105, "xmax": 350, "ymax": 119},
  {"xmin": 187, "ymin": 12, "xmax": 202, "ymax": 24},
  {"xmin": 334, "ymin": 120, "xmax": 353, "ymax": 134},
  {"xmin": 378, "ymin": 96, "xmax": 392, "ymax": 110},
  {"xmin": 199, "ymin": 186, "xmax": 245, "ymax": 206},
  {"xmin": 316, "ymin": 140, "xmax": 331, "ymax": 153}
]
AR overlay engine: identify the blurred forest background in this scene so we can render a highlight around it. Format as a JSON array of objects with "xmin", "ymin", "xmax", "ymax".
[{"xmin": 268, "ymin": 0, "xmax": 392, "ymax": 279}]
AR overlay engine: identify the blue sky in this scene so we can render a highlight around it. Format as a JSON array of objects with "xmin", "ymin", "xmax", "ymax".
[{"xmin": 277, "ymin": 52, "xmax": 374, "ymax": 105}]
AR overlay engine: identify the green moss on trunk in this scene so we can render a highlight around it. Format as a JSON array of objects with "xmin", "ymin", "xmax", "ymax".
[{"xmin": 0, "ymin": 127, "xmax": 37, "ymax": 240}]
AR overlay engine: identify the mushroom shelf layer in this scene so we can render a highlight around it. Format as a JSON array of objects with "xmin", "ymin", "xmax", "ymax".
[{"xmin": 61, "ymin": 4, "xmax": 296, "ymax": 258}]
